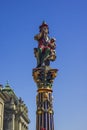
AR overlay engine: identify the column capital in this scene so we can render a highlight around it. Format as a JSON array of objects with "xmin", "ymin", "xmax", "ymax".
[{"xmin": 33, "ymin": 66, "xmax": 58, "ymax": 89}]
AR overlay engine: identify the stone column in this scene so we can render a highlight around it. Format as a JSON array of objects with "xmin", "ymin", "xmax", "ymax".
[
  {"xmin": 11, "ymin": 114, "xmax": 15, "ymax": 130},
  {"xmin": 15, "ymin": 116, "xmax": 19, "ymax": 130},
  {"xmin": 0, "ymin": 97, "xmax": 4, "ymax": 130},
  {"xmin": 19, "ymin": 121, "xmax": 22, "ymax": 130},
  {"xmin": 18, "ymin": 117, "xmax": 23, "ymax": 130},
  {"xmin": 10, "ymin": 101, "xmax": 16, "ymax": 130}
]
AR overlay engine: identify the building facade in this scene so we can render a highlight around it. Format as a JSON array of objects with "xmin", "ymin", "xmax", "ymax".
[{"xmin": 0, "ymin": 84, "xmax": 30, "ymax": 130}]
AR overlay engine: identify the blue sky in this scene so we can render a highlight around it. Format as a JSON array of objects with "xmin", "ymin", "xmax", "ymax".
[{"xmin": 0, "ymin": 0, "xmax": 87, "ymax": 130}]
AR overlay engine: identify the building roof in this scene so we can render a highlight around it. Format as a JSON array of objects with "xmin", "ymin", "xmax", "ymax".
[{"xmin": 2, "ymin": 83, "xmax": 18, "ymax": 104}]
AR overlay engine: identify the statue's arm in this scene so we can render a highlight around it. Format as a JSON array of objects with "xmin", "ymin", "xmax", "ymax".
[{"xmin": 34, "ymin": 32, "xmax": 43, "ymax": 41}]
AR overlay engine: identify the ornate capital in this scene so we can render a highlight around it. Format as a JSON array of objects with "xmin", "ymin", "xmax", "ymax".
[{"xmin": 33, "ymin": 66, "xmax": 58, "ymax": 89}]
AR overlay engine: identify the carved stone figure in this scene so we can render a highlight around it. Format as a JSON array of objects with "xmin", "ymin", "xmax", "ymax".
[{"xmin": 34, "ymin": 21, "xmax": 56, "ymax": 67}]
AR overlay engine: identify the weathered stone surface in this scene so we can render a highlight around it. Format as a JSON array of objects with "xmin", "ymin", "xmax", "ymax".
[{"xmin": 0, "ymin": 84, "xmax": 30, "ymax": 130}]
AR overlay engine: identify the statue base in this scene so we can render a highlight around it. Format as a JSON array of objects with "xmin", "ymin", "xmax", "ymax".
[{"xmin": 32, "ymin": 66, "xmax": 58, "ymax": 89}]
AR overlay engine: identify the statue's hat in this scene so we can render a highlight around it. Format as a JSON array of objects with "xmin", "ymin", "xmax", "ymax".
[
  {"xmin": 39, "ymin": 21, "xmax": 48, "ymax": 29},
  {"xmin": 51, "ymin": 38, "xmax": 56, "ymax": 42}
]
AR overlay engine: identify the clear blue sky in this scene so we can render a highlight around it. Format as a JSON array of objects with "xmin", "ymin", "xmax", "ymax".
[{"xmin": 0, "ymin": 0, "xmax": 87, "ymax": 130}]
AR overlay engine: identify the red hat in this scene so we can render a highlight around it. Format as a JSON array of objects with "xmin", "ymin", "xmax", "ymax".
[{"xmin": 39, "ymin": 21, "xmax": 48, "ymax": 29}]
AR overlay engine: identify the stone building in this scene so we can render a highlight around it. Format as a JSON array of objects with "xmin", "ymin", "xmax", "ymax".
[{"xmin": 0, "ymin": 84, "xmax": 30, "ymax": 130}]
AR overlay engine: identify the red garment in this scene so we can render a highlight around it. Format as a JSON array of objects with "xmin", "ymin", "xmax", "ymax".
[
  {"xmin": 38, "ymin": 38, "xmax": 51, "ymax": 52},
  {"xmin": 40, "ymin": 128, "xmax": 46, "ymax": 130}
]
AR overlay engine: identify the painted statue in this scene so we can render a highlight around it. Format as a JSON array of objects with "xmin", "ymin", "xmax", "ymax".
[{"xmin": 34, "ymin": 21, "xmax": 56, "ymax": 67}]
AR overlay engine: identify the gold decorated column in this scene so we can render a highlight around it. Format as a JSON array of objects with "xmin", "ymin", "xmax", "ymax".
[{"xmin": 33, "ymin": 21, "xmax": 58, "ymax": 130}]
